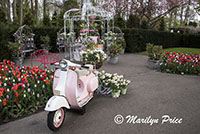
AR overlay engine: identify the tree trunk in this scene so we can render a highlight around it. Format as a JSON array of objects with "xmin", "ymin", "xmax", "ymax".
[
  {"xmin": 1, "ymin": 0, "xmax": 7, "ymax": 20},
  {"xmin": 43, "ymin": 0, "xmax": 46, "ymax": 18},
  {"xmin": 19, "ymin": 0, "xmax": 23, "ymax": 25},
  {"xmin": 35, "ymin": 0, "xmax": 38, "ymax": 24},
  {"xmin": 180, "ymin": 5, "xmax": 184, "ymax": 25},
  {"xmin": 12, "ymin": 0, "xmax": 17, "ymax": 21},
  {"xmin": 173, "ymin": 9, "xmax": 177, "ymax": 27},
  {"xmin": 30, "ymin": 0, "xmax": 34, "ymax": 15},
  {"xmin": 5, "ymin": 0, "xmax": 11, "ymax": 21},
  {"xmin": 184, "ymin": 0, "xmax": 191, "ymax": 25},
  {"xmin": 168, "ymin": 12, "xmax": 173, "ymax": 29}
]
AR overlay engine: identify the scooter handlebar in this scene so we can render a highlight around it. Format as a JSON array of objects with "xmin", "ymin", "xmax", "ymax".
[{"xmin": 81, "ymin": 65, "xmax": 90, "ymax": 69}]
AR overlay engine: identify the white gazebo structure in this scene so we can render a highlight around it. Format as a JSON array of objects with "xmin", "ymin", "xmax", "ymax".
[{"xmin": 63, "ymin": 0, "xmax": 114, "ymax": 60}]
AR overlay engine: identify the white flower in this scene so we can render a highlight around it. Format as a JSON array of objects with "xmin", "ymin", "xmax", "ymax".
[
  {"xmin": 33, "ymin": 92, "xmax": 35, "ymax": 95},
  {"xmin": 37, "ymin": 81, "xmax": 40, "ymax": 84},
  {"xmin": 127, "ymin": 80, "xmax": 131, "ymax": 84},
  {"xmin": 0, "ymin": 99, "xmax": 1, "ymax": 102},
  {"xmin": 4, "ymin": 83, "xmax": 7, "ymax": 86},
  {"xmin": 24, "ymin": 94, "xmax": 26, "ymax": 98},
  {"xmin": 34, "ymin": 84, "xmax": 37, "ymax": 88},
  {"xmin": 5, "ymin": 78, "xmax": 8, "ymax": 81},
  {"xmin": 8, "ymin": 77, "xmax": 11, "ymax": 80},
  {"xmin": 13, "ymin": 79, "xmax": 15, "ymax": 82},
  {"xmin": 102, "ymin": 70, "xmax": 105, "ymax": 74}
]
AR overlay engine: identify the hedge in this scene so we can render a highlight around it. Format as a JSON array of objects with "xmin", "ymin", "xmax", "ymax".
[
  {"xmin": 123, "ymin": 28, "xmax": 200, "ymax": 53},
  {"xmin": 0, "ymin": 23, "xmax": 200, "ymax": 61}
]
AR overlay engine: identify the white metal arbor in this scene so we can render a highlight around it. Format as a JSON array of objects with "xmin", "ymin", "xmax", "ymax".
[
  {"xmin": 63, "ymin": 0, "xmax": 114, "ymax": 60},
  {"xmin": 13, "ymin": 25, "xmax": 35, "ymax": 53}
]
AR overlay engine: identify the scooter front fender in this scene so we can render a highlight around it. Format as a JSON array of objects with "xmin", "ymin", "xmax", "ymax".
[{"xmin": 45, "ymin": 96, "xmax": 70, "ymax": 112}]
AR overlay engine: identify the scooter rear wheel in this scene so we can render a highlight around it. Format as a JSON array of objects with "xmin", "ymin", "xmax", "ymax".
[{"xmin": 47, "ymin": 108, "xmax": 65, "ymax": 131}]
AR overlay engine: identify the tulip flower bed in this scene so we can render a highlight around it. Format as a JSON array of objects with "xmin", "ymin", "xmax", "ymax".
[
  {"xmin": 160, "ymin": 52, "xmax": 200, "ymax": 75},
  {"xmin": 0, "ymin": 60, "xmax": 53, "ymax": 123}
]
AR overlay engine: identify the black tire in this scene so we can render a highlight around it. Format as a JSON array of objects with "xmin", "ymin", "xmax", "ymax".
[
  {"xmin": 79, "ymin": 106, "xmax": 86, "ymax": 115},
  {"xmin": 47, "ymin": 108, "xmax": 65, "ymax": 131}
]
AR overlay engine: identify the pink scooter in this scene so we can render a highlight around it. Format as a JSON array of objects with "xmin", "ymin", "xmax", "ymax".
[{"xmin": 45, "ymin": 59, "xmax": 98, "ymax": 131}]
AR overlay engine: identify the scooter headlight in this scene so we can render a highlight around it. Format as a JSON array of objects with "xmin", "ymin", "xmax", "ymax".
[{"xmin": 59, "ymin": 59, "xmax": 68, "ymax": 69}]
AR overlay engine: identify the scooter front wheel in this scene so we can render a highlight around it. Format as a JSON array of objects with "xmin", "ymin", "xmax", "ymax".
[{"xmin": 47, "ymin": 108, "xmax": 65, "ymax": 131}]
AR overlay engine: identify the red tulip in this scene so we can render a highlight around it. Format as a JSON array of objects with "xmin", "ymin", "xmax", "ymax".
[{"xmin": 2, "ymin": 98, "xmax": 6, "ymax": 106}]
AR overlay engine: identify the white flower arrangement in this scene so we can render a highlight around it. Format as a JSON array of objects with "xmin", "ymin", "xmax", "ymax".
[
  {"xmin": 98, "ymin": 70, "xmax": 131, "ymax": 97},
  {"xmin": 80, "ymin": 49, "xmax": 107, "ymax": 63},
  {"xmin": 105, "ymin": 31, "xmax": 117, "ymax": 40}
]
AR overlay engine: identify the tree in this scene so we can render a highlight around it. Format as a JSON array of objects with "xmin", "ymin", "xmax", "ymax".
[
  {"xmin": 23, "ymin": 11, "xmax": 34, "ymax": 26},
  {"xmin": 43, "ymin": 15, "xmax": 51, "ymax": 26},
  {"xmin": 114, "ymin": 14, "xmax": 125, "ymax": 28},
  {"xmin": 189, "ymin": 21, "xmax": 197, "ymax": 27},
  {"xmin": 126, "ymin": 14, "xmax": 140, "ymax": 28},
  {"xmin": 141, "ymin": 19, "xmax": 149, "ymax": 29},
  {"xmin": 43, "ymin": 0, "xmax": 47, "ymax": 19},
  {"xmin": 35, "ymin": 0, "xmax": 39, "ymax": 25},
  {"xmin": 159, "ymin": 17, "xmax": 165, "ymax": 31},
  {"xmin": 51, "ymin": 10, "xmax": 58, "ymax": 26},
  {"xmin": 19, "ymin": 0, "xmax": 23, "ymax": 25},
  {"xmin": 12, "ymin": 0, "xmax": 18, "ymax": 23},
  {"xmin": 0, "ymin": 7, "xmax": 6, "ymax": 24},
  {"xmin": 63, "ymin": 0, "xmax": 79, "ymax": 11},
  {"xmin": 57, "ymin": 9, "xmax": 65, "ymax": 27},
  {"xmin": 5, "ymin": 0, "xmax": 11, "ymax": 22}
]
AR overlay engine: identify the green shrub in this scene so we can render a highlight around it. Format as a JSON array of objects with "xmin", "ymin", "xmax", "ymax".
[
  {"xmin": 1, "ymin": 25, "xmax": 200, "ymax": 61},
  {"xmin": 123, "ymin": 28, "xmax": 200, "ymax": 53},
  {"xmin": 0, "ymin": 24, "xmax": 17, "ymax": 61}
]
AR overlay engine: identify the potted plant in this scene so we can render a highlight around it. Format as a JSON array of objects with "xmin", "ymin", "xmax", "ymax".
[
  {"xmin": 112, "ymin": 89, "xmax": 121, "ymax": 98},
  {"xmin": 40, "ymin": 35, "xmax": 51, "ymax": 51},
  {"xmin": 116, "ymin": 39, "xmax": 126, "ymax": 54},
  {"xmin": 97, "ymin": 71, "xmax": 131, "ymax": 97},
  {"xmin": 105, "ymin": 31, "xmax": 117, "ymax": 40},
  {"xmin": 85, "ymin": 41, "xmax": 96, "ymax": 50},
  {"xmin": 107, "ymin": 42, "xmax": 122, "ymax": 64},
  {"xmin": 120, "ymin": 79, "xmax": 131, "ymax": 95},
  {"xmin": 146, "ymin": 43, "xmax": 162, "ymax": 69},
  {"xmin": 80, "ymin": 49, "xmax": 107, "ymax": 69},
  {"xmin": 8, "ymin": 42, "xmax": 23, "ymax": 65},
  {"xmin": 93, "ymin": 38, "xmax": 104, "ymax": 50}
]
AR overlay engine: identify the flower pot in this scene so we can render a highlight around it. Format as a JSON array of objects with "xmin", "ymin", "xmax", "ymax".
[
  {"xmin": 112, "ymin": 90, "xmax": 121, "ymax": 98},
  {"xmin": 121, "ymin": 88, "xmax": 127, "ymax": 95},
  {"xmin": 93, "ymin": 44, "xmax": 103, "ymax": 50},
  {"xmin": 109, "ymin": 56, "xmax": 118, "ymax": 64},
  {"xmin": 12, "ymin": 57, "xmax": 23, "ymax": 66},
  {"xmin": 147, "ymin": 59, "xmax": 160, "ymax": 69},
  {"xmin": 120, "ymin": 49, "xmax": 125, "ymax": 54},
  {"xmin": 89, "ymin": 36, "xmax": 98, "ymax": 44},
  {"xmin": 83, "ymin": 61, "xmax": 103, "ymax": 70},
  {"xmin": 95, "ymin": 61, "xmax": 103, "ymax": 69}
]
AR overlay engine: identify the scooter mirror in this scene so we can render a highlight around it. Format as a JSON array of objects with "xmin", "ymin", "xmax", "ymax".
[{"xmin": 59, "ymin": 60, "xmax": 68, "ymax": 69}]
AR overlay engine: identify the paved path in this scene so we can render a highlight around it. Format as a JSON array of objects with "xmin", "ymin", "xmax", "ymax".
[{"xmin": 0, "ymin": 54, "xmax": 200, "ymax": 134}]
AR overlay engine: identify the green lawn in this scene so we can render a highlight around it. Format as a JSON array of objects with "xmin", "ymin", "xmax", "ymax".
[{"xmin": 139, "ymin": 47, "xmax": 200, "ymax": 55}]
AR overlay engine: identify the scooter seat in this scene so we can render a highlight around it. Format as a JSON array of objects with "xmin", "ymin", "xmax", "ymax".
[
  {"xmin": 76, "ymin": 69, "xmax": 90, "ymax": 77},
  {"xmin": 84, "ymin": 64, "xmax": 93, "ymax": 71}
]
